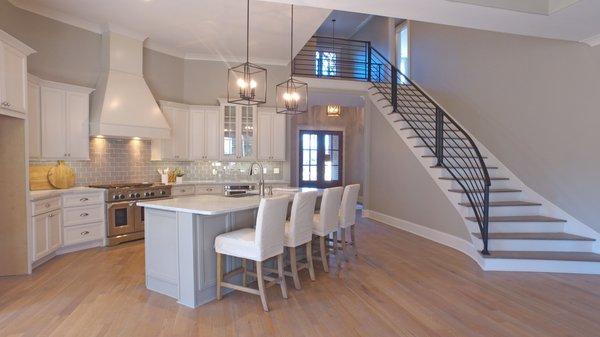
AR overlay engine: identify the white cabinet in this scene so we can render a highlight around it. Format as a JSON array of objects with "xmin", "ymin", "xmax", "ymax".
[
  {"xmin": 29, "ymin": 75, "xmax": 93, "ymax": 160},
  {"xmin": 220, "ymin": 101, "xmax": 257, "ymax": 161},
  {"xmin": 190, "ymin": 106, "xmax": 220, "ymax": 160},
  {"xmin": 161, "ymin": 103, "xmax": 189, "ymax": 160},
  {"xmin": 33, "ymin": 209, "xmax": 62, "ymax": 261},
  {"xmin": 0, "ymin": 30, "xmax": 34, "ymax": 118},
  {"xmin": 257, "ymin": 107, "xmax": 286, "ymax": 161}
]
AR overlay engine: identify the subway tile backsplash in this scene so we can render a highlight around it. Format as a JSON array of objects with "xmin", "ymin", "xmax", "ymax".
[{"xmin": 30, "ymin": 138, "xmax": 284, "ymax": 186}]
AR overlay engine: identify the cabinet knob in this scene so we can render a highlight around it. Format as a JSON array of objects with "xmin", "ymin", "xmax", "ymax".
[
  {"xmin": 80, "ymin": 212, "xmax": 89, "ymax": 217},
  {"xmin": 80, "ymin": 197, "xmax": 89, "ymax": 202},
  {"xmin": 48, "ymin": 213, "xmax": 55, "ymax": 218},
  {"xmin": 81, "ymin": 231, "xmax": 90, "ymax": 236},
  {"xmin": 44, "ymin": 203, "xmax": 50, "ymax": 208}
]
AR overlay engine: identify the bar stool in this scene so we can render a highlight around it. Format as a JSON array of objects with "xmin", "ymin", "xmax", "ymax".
[
  {"xmin": 214, "ymin": 196, "xmax": 289, "ymax": 312},
  {"xmin": 339, "ymin": 184, "xmax": 361, "ymax": 257},
  {"xmin": 282, "ymin": 190, "xmax": 318, "ymax": 289},
  {"xmin": 312, "ymin": 187, "xmax": 343, "ymax": 273}
]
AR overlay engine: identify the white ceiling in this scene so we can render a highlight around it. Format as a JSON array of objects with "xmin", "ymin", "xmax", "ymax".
[
  {"xmin": 315, "ymin": 11, "xmax": 372, "ymax": 39},
  {"xmin": 446, "ymin": 0, "xmax": 581, "ymax": 15},
  {"xmin": 8, "ymin": 0, "xmax": 331, "ymax": 65},
  {"xmin": 263, "ymin": 0, "xmax": 600, "ymax": 46}
]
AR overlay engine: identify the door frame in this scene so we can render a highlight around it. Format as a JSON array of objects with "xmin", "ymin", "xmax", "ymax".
[{"xmin": 295, "ymin": 125, "xmax": 346, "ymax": 188}]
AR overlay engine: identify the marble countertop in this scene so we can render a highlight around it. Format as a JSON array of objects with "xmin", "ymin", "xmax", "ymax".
[
  {"xmin": 166, "ymin": 180, "xmax": 290, "ymax": 187},
  {"xmin": 30, "ymin": 187, "xmax": 105, "ymax": 201},
  {"xmin": 138, "ymin": 188, "xmax": 321, "ymax": 216}
]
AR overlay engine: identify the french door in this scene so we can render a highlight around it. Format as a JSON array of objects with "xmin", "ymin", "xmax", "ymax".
[{"xmin": 299, "ymin": 130, "xmax": 343, "ymax": 188}]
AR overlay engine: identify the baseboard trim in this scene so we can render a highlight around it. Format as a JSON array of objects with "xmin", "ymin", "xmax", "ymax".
[{"xmin": 362, "ymin": 209, "xmax": 484, "ymax": 268}]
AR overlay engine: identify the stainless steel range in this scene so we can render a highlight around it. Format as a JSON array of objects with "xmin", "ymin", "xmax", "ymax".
[{"xmin": 90, "ymin": 183, "xmax": 172, "ymax": 246}]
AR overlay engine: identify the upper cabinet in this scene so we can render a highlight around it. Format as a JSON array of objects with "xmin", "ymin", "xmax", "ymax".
[
  {"xmin": 190, "ymin": 106, "xmax": 220, "ymax": 160},
  {"xmin": 28, "ymin": 75, "xmax": 94, "ymax": 160},
  {"xmin": 220, "ymin": 101, "xmax": 257, "ymax": 161},
  {"xmin": 257, "ymin": 107, "xmax": 286, "ymax": 161},
  {"xmin": 0, "ymin": 30, "xmax": 35, "ymax": 119}
]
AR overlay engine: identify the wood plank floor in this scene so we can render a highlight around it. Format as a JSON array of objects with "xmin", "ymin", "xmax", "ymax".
[{"xmin": 2, "ymin": 214, "xmax": 600, "ymax": 337}]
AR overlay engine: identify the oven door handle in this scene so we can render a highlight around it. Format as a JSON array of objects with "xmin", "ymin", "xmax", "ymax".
[{"xmin": 107, "ymin": 201, "xmax": 134, "ymax": 210}]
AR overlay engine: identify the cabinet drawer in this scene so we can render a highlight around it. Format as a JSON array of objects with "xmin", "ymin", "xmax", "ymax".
[
  {"xmin": 62, "ymin": 192, "xmax": 103, "ymax": 207},
  {"xmin": 63, "ymin": 222, "xmax": 103, "ymax": 246},
  {"xmin": 172, "ymin": 185, "xmax": 195, "ymax": 196},
  {"xmin": 195, "ymin": 185, "xmax": 222, "ymax": 195},
  {"xmin": 63, "ymin": 204, "xmax": 105, "ymax": 227},
  {"xmin": 32, "ymin": 197, "xmax": 61, "ymax": 216}
]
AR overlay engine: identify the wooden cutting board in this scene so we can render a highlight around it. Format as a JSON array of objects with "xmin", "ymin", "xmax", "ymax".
[
  {"xmin": 29, "ymin": 165, "xmax": 56, "ymax": 191},
  {"xmin": 47, "ymin": 161, "xmax": 75, "ymax": 189}
]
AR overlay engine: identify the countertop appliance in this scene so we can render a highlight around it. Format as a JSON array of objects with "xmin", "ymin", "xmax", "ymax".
[
  {"xmin": 223, "ymin": 184, "xmax": 256, "ymax": 197},
  {"xmin": 89, "ymin": 183, "xmax": 172, "ymax": 246}
]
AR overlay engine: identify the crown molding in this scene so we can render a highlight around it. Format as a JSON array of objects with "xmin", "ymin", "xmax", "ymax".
[
  {"xmin": 581, "ymin": 33, "xmax": 600, "ymax": 47},
  {"xmin": 102, "ymin": 23, "xmax": 147, "ymax": 42},
  {"xmin": 9, "ymin": 0, "xmax": 103, "ymax": 34}
]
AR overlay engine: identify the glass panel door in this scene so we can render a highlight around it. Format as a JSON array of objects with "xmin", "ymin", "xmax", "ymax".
[
  {"xmin": 240, "ymin": 106, "xmax": 255, "ymax": 159},
  {"xmin": 223, "ymin": 105, "xmax": 237, "ymax": 159},
  {"xmin": 299, "ymin": 130, "xmax": 343, "ymax": 188}
]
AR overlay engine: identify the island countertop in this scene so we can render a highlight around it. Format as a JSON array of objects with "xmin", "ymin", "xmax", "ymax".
[{"xmin": 137, "ymin": 188, "xmax": 322, "ymax": 216}]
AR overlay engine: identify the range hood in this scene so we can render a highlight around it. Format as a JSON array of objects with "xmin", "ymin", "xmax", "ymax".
[{"xmin": 90, "ymin": 31, "xmax": 170, "ymax": 139}]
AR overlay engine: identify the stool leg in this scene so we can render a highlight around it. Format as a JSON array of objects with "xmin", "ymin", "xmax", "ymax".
[
  {"xmin": 216, "ymin": 253, "xmax": 223, "ymax": 300},
  {"xmin": 306, "ymin": 241, "xmax": 315, "ymax": 281},
  {"xmin": 241, "ymin": 258, "xmax": 247, "ymax": 287},
  {"xmin": 289, "ymin": 247, "xmax": 301, "ymax": 290},
  {"xmin": 277, "ymin": 254, "xmax": 288, "ymax": 299},
  {"xmin": 256, "ymin": 261, "xmax": 269, "ymax": 312},
  {"xmin": 341, "ymin": 228, "xmax": 347, "ymax": 255},
  {"xmin": 319, "ymin": 236, "xmax": 329, "ymax": 273},
  {"xmin": 351, "ymin": 225, "xmax": 357, "ymax": 256}
]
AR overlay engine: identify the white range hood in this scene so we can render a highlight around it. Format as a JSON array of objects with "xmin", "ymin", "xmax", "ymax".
[{"xmin": 90, "ymin": 31, "xmax": 170, "ymax": 139}]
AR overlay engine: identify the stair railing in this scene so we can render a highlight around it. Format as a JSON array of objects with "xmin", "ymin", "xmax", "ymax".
[{"xmin": 293, "ymin": 36, "xmax": 491, "ymax": 255}]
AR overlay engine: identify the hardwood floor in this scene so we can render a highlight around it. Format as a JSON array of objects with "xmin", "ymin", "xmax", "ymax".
[{"xmin": 2, "ymin": 214, "xmax": 600, "ymax": 337}]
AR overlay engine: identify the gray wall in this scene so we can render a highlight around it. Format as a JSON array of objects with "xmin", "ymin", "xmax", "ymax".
[
  {"xmin": 410, "ymin": 21, "xmax": 600, "ymax": 232},
  {"xmin": 366, "ymin": 100, "xmax": 470, "ymax": 240},
  {"xmin": 350, "ymin": 15, "xmax": 395, "ymax": 62}
]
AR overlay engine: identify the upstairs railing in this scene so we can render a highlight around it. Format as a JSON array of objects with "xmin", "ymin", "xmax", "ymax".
[{"xmin": 294, "ymin": 36, "xmax": 491, "ymax": 255}]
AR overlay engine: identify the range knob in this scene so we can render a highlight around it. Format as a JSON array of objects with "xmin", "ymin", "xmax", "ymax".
[
  {"xmin": 130, "ymin": 193, "xmax": 136, "ymax": 198},
  {"xmin": 145, "ymin": 192, "xmax": 151, "ymax": 197},
  {"xmin": 160, "ymin": 190, "xmax": 166, "ymax": 195},
  {"xmin": 119, "ymin": 194, "xmax": 126, "ymax": 200},
  {"xmin": 150, "ymin": 192, "xmax": 155, "ymax": 197},
  {"xmin": 113, "ymin": 195, "xmax": 119, "ymax": 200},
  {"xmin": 135, "ymin": 193, "xmax": 141, "ymax": 198}
]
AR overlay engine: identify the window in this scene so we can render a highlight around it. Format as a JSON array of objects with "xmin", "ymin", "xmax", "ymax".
[
  {"xmin": 395, "ymin": 22, "xmax": 410, "ymax": 82},
  {"xmin": 315, "ymin": 51, "xmax": 337, "ymax": 77}
]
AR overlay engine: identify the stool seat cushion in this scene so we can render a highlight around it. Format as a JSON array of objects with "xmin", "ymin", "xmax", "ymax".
[{"xmin": 215, "ymin": 228, "xmax": 260, "ymax": 261}]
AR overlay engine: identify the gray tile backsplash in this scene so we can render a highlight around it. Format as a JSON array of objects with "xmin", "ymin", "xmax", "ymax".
[{"xmin": 30, "ymin": 138, "xmax": 284, "ymax": 186}]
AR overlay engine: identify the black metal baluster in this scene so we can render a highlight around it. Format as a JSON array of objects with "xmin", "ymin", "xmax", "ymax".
[
  {"xmin": 391, "ymin": 66, "xmax": 398, "ymax": 112},
  {"xmin": 435, "ymin": 107, "xmax": 444, "ymax": 167}
]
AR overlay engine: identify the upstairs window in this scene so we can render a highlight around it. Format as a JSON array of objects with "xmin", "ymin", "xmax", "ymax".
[
  {"xmin": 395, "ymin": 21, "xmax": 410, "ymax": 82},
  {"xmin": 315, "ymin": 51, "xmax": 337, "ymax": 77}
]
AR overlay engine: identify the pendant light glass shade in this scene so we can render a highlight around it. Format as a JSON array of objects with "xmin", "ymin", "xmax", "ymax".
[
  {"xmin": 228, "ymin": 0, "xmax": 267, "ymax": 105},
  {"xmin": 276, "ymin": 5, "xmax": 308, "ymax": 114}
]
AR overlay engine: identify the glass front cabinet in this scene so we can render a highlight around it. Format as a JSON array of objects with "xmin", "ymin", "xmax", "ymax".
[{"xmin": 220, "ymin": 102, "xmax": 257, "ymax": 161}]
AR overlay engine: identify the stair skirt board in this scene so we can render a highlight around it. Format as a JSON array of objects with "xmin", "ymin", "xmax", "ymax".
[{"xmin": 363, "ymin": 209, "xmax": 600, "ymax": 274}]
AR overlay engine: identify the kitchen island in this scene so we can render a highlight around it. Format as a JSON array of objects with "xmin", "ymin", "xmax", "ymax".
[{"xmin": 137, "ymin": 189, "xmax": 321, "ymax": 308}]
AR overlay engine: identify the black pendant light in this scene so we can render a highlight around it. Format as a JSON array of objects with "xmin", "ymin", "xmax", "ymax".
[
  {"xmin": 276, "ymin": 5, "xmax": 308, "ymax": 114},
  {"xmin": 228, "ymin": 0, "xmax": 267, "ymax": 105}
]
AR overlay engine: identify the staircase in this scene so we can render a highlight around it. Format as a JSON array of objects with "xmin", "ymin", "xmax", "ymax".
[{"xmin": 294, "ymin": 36, "xmax": 600, "ymax": 273}]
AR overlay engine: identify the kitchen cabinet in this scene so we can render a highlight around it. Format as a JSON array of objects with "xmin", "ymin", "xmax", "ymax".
[
  {"xmin": 219, "ymin": 101, "xmax": 257, "ymax": 161},
  {"xmin": 33, "ymin": 208, "xmax": 62, "ymax": 262},
  {"xmin": 257, "ymin": 107, "xmax": 286, "ymax": 161},
  {"xmin": 152, "ymin": 101, "xmax": 190, "ymax": 160},
  {"xmin": 190, "ymin": 106, "xmax": 220, "ymax": 160},
  {"xmin": 29, "ymin": 75, "xmax": 94, "ymax": 160},
  {"xmin": 0, "ymin": 30, "xmax": 34, "ymax": 119}
]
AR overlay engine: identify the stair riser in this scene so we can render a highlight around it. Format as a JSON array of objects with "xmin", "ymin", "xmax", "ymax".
[
  {"xmin": 464, "ymin": 206, "xmax": 541, "ymax": 217},
  {"xmin": 459, "ymin": 192, "xmax": 523, "ymax": 203},
  {"xmin": 475, "ymin": 239, "xmax": 594, "ymax": 252},
  {"xmin": 467, "ymin": 221, "xmax": 566, "ymax": 233},
  {"xmin": 448, "ymin": 179, "xmax": 511, "ymax": 189}
]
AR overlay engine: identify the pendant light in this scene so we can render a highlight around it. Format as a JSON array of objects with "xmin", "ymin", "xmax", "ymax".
[
  {"xmin": 276, "ymin": 5, "xmax": 308, "ymax": 114},
  {"xmin": 228, "ymin": 0, "xmax": 267, "ymax": 105}
]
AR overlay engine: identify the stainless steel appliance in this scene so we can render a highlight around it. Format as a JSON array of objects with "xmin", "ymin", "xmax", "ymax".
[
  {"xmin": 223, "ymin": 184, "xmax": 256, "ymax": 197},
  {"xmin": 90, "ymin": 183, "xmax": 172, "ymax": 246}
]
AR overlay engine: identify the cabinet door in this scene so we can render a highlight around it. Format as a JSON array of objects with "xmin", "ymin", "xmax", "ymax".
[
  {"xmin": 1, "ymin": 43, "xmax": 27, "ymax": 113},
  {"xmin": 238, "ymin": 106, "xmax": 256, "ymax": 161},
  {"xmin": 28, "ymin": 81, "xmax": 41, "ymax": 158},
  {"xmin": 40, "ymin": 87, "xmax": 67, "ymax": 158},
  {"xmin": 66, "ymin": 92, "xmax": 90, "ymax": 159},
  {"xmin": 170, "ymin": 107, "xmax": 189, "ymax": 160},
  {"xmin": 47, "ymin": 211, "xmax": 62, "ymax": 252},
  {"xmin": 204, "ymin": 108, "xmax": 220, "ymax": 160},
  {"xmin": 221, "ymin": 105, "xmax": 238, "ymax": 160},
  {"xmin": 257, "ymin": 112, "xmax": 272, "ymax": 160},
  {"xmin": 189, "ymin": 110, "xmax": 205, "ymax": 160},
  {"xmin": 271, "ymin": 113, "xmax": 286, "ymax": 161},
  {"xmin": 33, "ymin": 214, "xmax": 48, "ymax": 261}
]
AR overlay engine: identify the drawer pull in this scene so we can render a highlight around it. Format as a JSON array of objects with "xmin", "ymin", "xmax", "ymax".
[
  {"xmin": 44, "ymin": 203, "xmax": 50, "ymax": 208},
  {"xmin": 48, "ymin": 213, "xmax": 55, "ymax": 218},
  {"xmin": 81, "ymin": 231, "xmax": 90, "ymax": 236},
  {"xmin": 80, "ymin": 213, "xmax": 89, "ymax": 217},
  {"xmin": 80, "ymin": 197, "xmax": 89, "ymax": 202}
]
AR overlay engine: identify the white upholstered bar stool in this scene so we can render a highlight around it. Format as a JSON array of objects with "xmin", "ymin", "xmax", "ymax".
[
  {"xmin": 311, "ymin": 186, "xmax": 343, "ymax": 273},
  {"xmin": 214, "ymin": 196, "xmax": 289, "ymax": 312},
  {"xmin": 283, "ymin": 190, "xmax": 318, "ymax": 289},
  {"xmin": 338, "ymin": 184, "xmax": 361, "ymax": 257}
]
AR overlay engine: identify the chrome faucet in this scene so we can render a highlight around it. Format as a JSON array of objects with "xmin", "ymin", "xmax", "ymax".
[{"xmin": 249, "ymin": 161, "xmax": 265, "ymax": 197}]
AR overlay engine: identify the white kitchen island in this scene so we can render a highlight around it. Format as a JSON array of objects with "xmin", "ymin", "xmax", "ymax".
[{"xmin": 137, "ymin": 189, "xmax": 321, "ymax": 308}]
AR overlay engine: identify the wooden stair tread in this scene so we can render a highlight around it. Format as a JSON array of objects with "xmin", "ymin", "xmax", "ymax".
[
  {"xmin": 440, "ymin": 176, "xmax": 508, "ymax": 181},
  {"xmin": 422, "ymin": 155, "xmax": 488, "ymax": 159},
  {"xmin": 415, "ymin": 145, "xmax": 473, "ymax": 149},
  {"xmin": 431, "ymin": 165, "xmax": 499, "ymax": 170},
  {"xmin": 459, "ymin": 201, "xmax": 541, "ymax": 207},
  {"xmin": 484, "ymin": 251, "xmax": 600, "ymax": 262},
  {"xmin": 449, "ymin": 188, "xmax": 520, "ymax": 193},
  {"xmin": 472, "ymin": 232, "xmax": 594, "ymax": 241},
  {"xmin": 467, "ymin": 215, "xmax": 566, "ymax": 223}
]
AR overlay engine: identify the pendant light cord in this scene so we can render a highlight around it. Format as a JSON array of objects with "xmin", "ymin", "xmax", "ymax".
[
  {"xmin": 246, "ymin": 0, "xmax": 250, "ymax": 62},
  {"xmin": 290, "ymin": 5, "xmax": 294, "ymax": 78}
]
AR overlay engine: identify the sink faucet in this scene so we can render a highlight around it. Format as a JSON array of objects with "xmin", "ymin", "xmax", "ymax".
[{"xmin": 249, "ymin": 162, "xmax": 265, "ymax": 197}]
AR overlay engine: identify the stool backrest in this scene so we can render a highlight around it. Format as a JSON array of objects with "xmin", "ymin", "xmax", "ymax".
[
  {"xmin": 340, "ymin": 184, "xmax": 360, "ymax": 228},
  {"xmin": 318, "ymin": 187, "xmax": 343, "ymax": 234},
  {"xmin": 255, "ymin": 195, "xmax": 289, "ymax": 258},
  {"xmin": 289, "ymin": 190, "xmax": 318, "ymax": 244}
]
